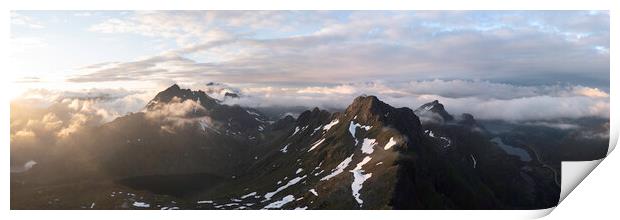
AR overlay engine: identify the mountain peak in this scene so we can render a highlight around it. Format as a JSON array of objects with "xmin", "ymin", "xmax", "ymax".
[
  {"xmin": 146, "ymin": 84, "xmax": 218, "ymax": 110},
  {"xmin": 297, "ymin": 107, "xmax": 331, "ymax": 126},
  {"xmin": 414, "ymin": 100, "xmax": 454, "ymax": 122},
  {"xmin": 346, "ymin": 95, "xmax": 391, "ymax": 118},
  {"xmin": 343, "ymin": 95, "xmax": 424, "ymax": 150},
  {"xmin": 458, "ymin": 113, "xmax": 484, "ymax": 130},
  {"xmin": 353, "ymin": 95, "xmax": 381, "ymax": 104},
  {"xmin": 167, "ymin": 84, "xmax": 181, "ymax": 91},
  {"xmin": 345, "ymin": 95, "xmax": 421, "ymax": 129},
  {"xmin": 355, "ymin": 95, "xmax": 388, "ymax": 105}
]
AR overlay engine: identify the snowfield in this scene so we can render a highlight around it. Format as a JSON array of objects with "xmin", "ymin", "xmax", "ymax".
[
  {"xmin": 350, "ymin": 156, "xmax": 373, "ymax": 207},
  {"xmin": 425, "ymin": 130, "xmax": 435, "ymax": 137},
  {"xmin": 263, "ymin": 195, "xmax": 295, "ymax": 209},
  {"xmin": 308, "ymin": 138, "xmax": 325, "ymax": 152},
  {"xmin": 240, "ymin": 192, "xmax": 257, "ymax": 199},
  {"xmin": 349, "ymin": 121, "xmax": 372, "ymax": 145},
  {"xmin": 384, "ymin": 137, "xmax": 397, "ymax": 150},
  {"xmin": 280, "ymin": 143, "xmax": 290, "ymax": 153},
  {"xmin": 309, "ymin": 189, "xmax": 318, "ymax": 196},
  {"xmin": 291, "ymin": 126, "xmax": 300, "ymax": 137},
  {"xmin": 360, "ymin": 138, "xmax": 377, "ymax": 154},
  {"xmin": 320, "ymin": 154, "xmax": 354, "ymax": 181},
  {"xmin": 323, "ymin": 119, "xmax": 340, "ymax": 131},
  {"xmin": 132, "ymin": 201, "xmax": 150, "ymax": 208},
  {"xmin": 311, "ymin": 126, "xmax": 323, "ymax": 136},
  {"xmin": 264, "ymin": 175, "xmax": 307, "ymax": 201}
]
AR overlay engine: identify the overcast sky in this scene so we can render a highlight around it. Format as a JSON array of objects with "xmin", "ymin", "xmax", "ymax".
[{"xmin": 10, "ymin": 11, "xmax": 610, "ymax": 120}]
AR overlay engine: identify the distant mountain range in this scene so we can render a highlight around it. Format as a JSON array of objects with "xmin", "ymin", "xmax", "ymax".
[{"xmin": 11, "ymin": 84, "xmax": 609, "ymax": 210}]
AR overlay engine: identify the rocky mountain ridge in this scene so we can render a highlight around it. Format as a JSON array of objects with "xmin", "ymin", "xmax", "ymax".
[{"xmin": 11, "ymin": 85, "xmax": 561, "ymax": 210}]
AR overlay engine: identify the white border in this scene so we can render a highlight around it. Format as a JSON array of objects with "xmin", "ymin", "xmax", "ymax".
[
  {"xmin": 1, "ymin": 0, "xmax": 616, "ymax": 219},
  {"xmin": 1, "ymin": 0, "xmax": 615, "ymax": 10}
]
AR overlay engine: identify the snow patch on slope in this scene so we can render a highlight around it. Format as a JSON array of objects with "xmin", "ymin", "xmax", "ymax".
[
  {"xmin": 323, "ymin": 119, "xmax": 340, "ymax": 131},
  {"xmin": 309, "ymin": 189, "xmax": 318, "ymax": 196},
  {"xmin": 384, "ymin": 137, "xmax": 397, "ymax": 150},
  {"xmin": 240, "ymin": 192, "xmax": 257, "ymax": 199},
  {"xmin": 350, "ymin": 156, "xmax": 373, "ymax": 207},
  {"xmin": 349, "ymin": 121, "xmax": 372, "ymax": 145},
  {"xmin": 308, "ymin": 138, "xmax": 325, "ymax": 152},
  {"xmin": 425, "ymin": 129, "xmax": 435, "ymax": 137},
  {"xmin": 132, "ymin": 201, "xmax": 150, "ymax": 208},
  {"xmin": 280, "ymin": 143, "xmax": 290, "ymax": 153},
  {"xmin": 360, "ymin": 138, "xmax": 377, "ymax": 154},
  {"xmin": 320, "ymin": 155, "xmax": 353, "ymax": 181},
  {"xmin": 264, "ymin": 175, "xmax": 307, "ymax": 201},
  {"xmin": 291, "ymin": 126, "xmax": 300, "ymax": 137},
  {"xmin": 263, "ymin": 195, "xmax": 295, "ymax": 209},
  {"xmin": 311, "ymin": 126, "xmax": 323, "ymax": 136}
]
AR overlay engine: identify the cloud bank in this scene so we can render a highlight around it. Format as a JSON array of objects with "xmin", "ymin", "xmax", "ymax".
[
  {"xmin": 144, "ymin": 97, "xmax": 214, "ymax": 133},
  {"xmin": 10, "ymin": 88, "xmax": 152, "ymax": 147},
  {"xmin": 217, "ymin": 80, "xmax": 609, "ymax": 121}
]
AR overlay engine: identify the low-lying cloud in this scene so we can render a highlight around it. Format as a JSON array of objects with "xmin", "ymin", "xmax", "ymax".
[
  {"xmin": 10, "ymin": 88, "xmax": 153, "ymax": 147},
  {"xmin": 144, "ymin": 97, "xmax": 214, "ymax": 133},
  {"xmin": 214, "ymin": 80, "xmax": 609, "ymax": 121},
  {"xmin": 9, "ymin": 80, "xmax": 610, "ymax": 152}
]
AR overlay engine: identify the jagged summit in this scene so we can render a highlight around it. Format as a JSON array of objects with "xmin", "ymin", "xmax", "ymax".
[
  {"xmin": 146, "ymin": 84, "xmax": 219, "ymax": 110},
  {"xmin": 345, "ymin": 95, "xmax": 394, "ymax": 120},
  {"xmin": 341, "ymin": 95, "xmax": 424, "ymax": 142},
  {"xmin": 414, "ymin": 100, "xmax": 454, "ymax": 122},
  {"xmin": 270, "ymin": 114, "xmax": 296, "ymax": 130},
  {"xmin": 168, "ymin": 83, "xmax": 181, "ymax": 91},
  {"xmin": 296, "ymin": 107, "xmax": 332, "ymax": 127}
]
